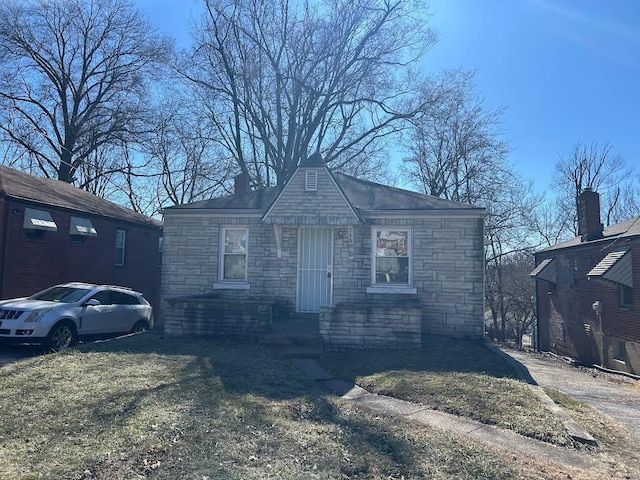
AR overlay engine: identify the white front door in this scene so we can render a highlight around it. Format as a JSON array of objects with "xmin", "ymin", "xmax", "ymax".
[{"xmin": 297, "ymin": 227, "xmax": 333, "ymax": 312}]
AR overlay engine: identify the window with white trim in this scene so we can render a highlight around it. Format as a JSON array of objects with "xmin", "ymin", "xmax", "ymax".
[
  {"xmin": 115, "ymin": 229, "xmax": 126, "ymax": 266},
  {"xmin": 372, "ymin": 228, "xmax": 411, "ymax": 285},
  {"xmin": 221, "ymin": 227, "xmax": 248, "ymax": 281}
]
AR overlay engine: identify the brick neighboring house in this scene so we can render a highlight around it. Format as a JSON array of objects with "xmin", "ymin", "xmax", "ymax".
[
  {"xmin": 0, "ymin": 166, "xmax": 162, "ymax": 310},
  {"xmin": 531, "ymin": 188, "xmax": 640, "ymax": 375},
  {"xmin": 161, "ymin": 154, "xmax": 487, "ymax": 348}
]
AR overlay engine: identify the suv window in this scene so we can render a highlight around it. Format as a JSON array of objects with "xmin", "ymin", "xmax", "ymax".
[
  {"xmin": 30, "ymin": 286, "xmax": 92, "ymax": 303},
  {"xmin": 111, "ymin": 291, "xmax": 140, "ymax": 305},
  {"xmin": 90, "ymin": 291, "xmax": 113, "ymax": 305}
]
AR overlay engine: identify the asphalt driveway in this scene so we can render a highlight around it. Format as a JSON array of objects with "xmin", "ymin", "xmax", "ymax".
[{"xmin": 504, "ymin": 348, "xmax": 640, "ymax": 446}]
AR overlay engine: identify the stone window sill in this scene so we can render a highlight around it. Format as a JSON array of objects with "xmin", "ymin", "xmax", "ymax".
[
  {"xmin": 213, "ymin": 282, "xmax": 250, "ymax": 290},
  {"xmin": 366, "ymin": 285, "xmax": 417, "ymax": 295}
]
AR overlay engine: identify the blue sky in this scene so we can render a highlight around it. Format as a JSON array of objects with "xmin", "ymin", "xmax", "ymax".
[{"xmin": 137, "ymin": 0, "xmax": 640, "ymax": 194}]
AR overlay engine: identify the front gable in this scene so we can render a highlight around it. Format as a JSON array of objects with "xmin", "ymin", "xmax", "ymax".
[{"xmin": 262, "ymin": 165, "xmax": 360, "ymax": 225}]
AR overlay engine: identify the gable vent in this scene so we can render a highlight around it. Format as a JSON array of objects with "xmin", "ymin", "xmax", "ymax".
[{"xmin": 305, "ymin": 170, "xmax": 318, "ymax": 191}]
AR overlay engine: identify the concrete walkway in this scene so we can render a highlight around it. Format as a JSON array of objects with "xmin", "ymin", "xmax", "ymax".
[
  {"xmin": 501, "ymin": 347, "xmax": 640, "ymax": 446},
  {"xmin": 289, "ymin": 355, "xmax": 599, "ymax": 471}
]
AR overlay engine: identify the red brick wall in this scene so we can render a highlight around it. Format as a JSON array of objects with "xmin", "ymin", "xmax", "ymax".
[
  {"xmin": 0, "ymin": 199, "xmax": 161, "ymax": 310},
  {"xmin": 536, "ymin": 238, "xmax": 640, "ymax": 372}
]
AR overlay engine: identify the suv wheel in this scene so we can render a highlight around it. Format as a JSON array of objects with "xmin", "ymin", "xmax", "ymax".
[
  {"xmin": 46, "ymin": 322, "xmax": 76, "ymax": 352},
  {"xmin": 131, "ymin": 320, "xmax": 149, "ymax": 333}
]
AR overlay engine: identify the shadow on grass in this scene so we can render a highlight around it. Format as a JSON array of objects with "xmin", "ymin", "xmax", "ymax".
[
  {"xmin": 318, "ymin": 336, "xmax": 522, "ymax": 383},
  {"xmin": 69, "ymin": 334, "xmax": 431, "ymax": 477},
  {"xmin": 0, "ymin": 332, "xmax": 534, "ymax": 478}
]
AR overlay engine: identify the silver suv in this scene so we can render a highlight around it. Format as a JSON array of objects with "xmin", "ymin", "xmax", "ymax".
[{"xmin": 0, "ymin": 282, "xmax": 153, "ymax": 351}]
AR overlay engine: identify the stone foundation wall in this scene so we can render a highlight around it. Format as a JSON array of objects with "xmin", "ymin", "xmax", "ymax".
[
  {"xmin": 320, "ymin": 302, "xmax": 422, "ymax": 348},
  {"xmin": 164, "ymin": 295, "xmax": 272, "ymax": 339}
]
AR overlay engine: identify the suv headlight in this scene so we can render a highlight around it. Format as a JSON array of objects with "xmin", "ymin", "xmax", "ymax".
[{"xmin": 23, "ymin": 309, "xmax": 52, "ymax": 323}]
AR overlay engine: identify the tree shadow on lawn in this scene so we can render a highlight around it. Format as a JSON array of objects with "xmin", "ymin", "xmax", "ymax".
[
  {"xmin": 65, "ymin": 335, "xmax": 435, "ymax": 478},
  {"xmin": 319, "ymin": 335, "xmax": 522, "ymax": 383}
]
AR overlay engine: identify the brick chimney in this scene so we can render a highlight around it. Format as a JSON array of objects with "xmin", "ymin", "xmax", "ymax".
[
  {"xmin": 234, "ymin": 172, "xmax": 249, "ymax": 194},
  {"xmin": 577, "ymin": 187, "xmax": 603, "ymax": 241}
]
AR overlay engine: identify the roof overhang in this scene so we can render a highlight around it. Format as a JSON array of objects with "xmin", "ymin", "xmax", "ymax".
[
  {"xmin": 588, "ymin": 249, "xmax": 633, "ymax": 287},
  {"xmin": 360, "ymin": 209, "xmax": 487, "ymax": 219},
  {"xmin": 530, "ymin": 258, "xmax": 556, "ymax": 284},
  {"xmin": 162, "ymin": 209, "xmax": 265, "ymax": 217}
]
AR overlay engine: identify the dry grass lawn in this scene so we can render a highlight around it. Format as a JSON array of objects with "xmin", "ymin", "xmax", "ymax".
[{"xmin": 0, "ymin": 333, "xmax": 637, "ymax": 479}]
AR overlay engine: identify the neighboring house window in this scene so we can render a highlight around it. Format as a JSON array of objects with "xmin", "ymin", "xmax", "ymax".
[
  {"xmin": 221, "ymin": 227, "xmax": 248, "ymax": 281},
  {"xmin": 158, "ymin": 237, "xmax": 163, "ymax": 267},
  {"xmin": 373, "ymin": 229, "xmax": 411, "ymax": 285},
  {"xmin": 619, "ymin": 284, "xmax": 633, "ymax": 307},
  {"xmin": 115, "ymin": 230, "xmax": 126, "ymax": 266},
  {"xmin": 570, "ymin": 258, "xmax": 579, "ymax": 287}
]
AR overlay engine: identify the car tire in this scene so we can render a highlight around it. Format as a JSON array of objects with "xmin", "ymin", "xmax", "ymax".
[
  {"xmin": 46, "ymin": 321, "xmax": 77, "ymax": 352},
  {"xmin": 131, "ymin": 320, "xmax": 150, "ymax": 333}
]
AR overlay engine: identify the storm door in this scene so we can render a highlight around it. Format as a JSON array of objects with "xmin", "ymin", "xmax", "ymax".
[{"xmin": 297, "ymin": 227, "xmax": 333, "ymax": 312}]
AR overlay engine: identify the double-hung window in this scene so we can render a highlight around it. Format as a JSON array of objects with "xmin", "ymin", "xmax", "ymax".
[
  {"xmin": 115, "ymin": 230, "xmax": 126, "ymax": 266},
  {"xmin": 221, "ymin": 227, "xmax": 248, "ymax": 281},
  {"xmin": 373, "ymin": 228, "xmax": 411, "ymax": 285},
  {"xmin": 619, "ymin": 284, "xmax": 633, "ymax": 307}
]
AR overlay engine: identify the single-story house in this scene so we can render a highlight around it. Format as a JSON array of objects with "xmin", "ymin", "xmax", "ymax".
[
  {"xmin": 0, "ymin": 165, "xmax": 162, "ymax": 310},
  {"xmin": 161, "ymin": 154, "xmax": 487, "ymax": 348},
  {"xmin": 531, "ymin": 187, "xmax": 640, "ymax": 375}
]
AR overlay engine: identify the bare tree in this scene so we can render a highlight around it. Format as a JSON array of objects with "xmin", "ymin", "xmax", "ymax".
[
  {"xmin": 500, "ymin": 252, "xmax": 536, "ymax": 347},
  {"xmin": 181, "ymin": 0, "xmax": 437, "ymax": 186},
  {"xmin": 402, "ymin": 70, "xmax": 540, "ymax": 341},
  {"xmin": 143, "ymin": 100, "xmax": 233, "ymax": 210},
  {"xmin": 553, "ymin": 141, "xmax": 638, "ymax": 235},
  {"xmin": 402, "ymin": 69, "xmax": 508, "ymax": 204},
  {"xmin": 529, "ymin": 197, "xmax": 572, "ymax": 248},
  {"xmin": 0, "ymin": 0, "xmax": 170, "ymax": 185},
  {"xmin": 484, "ymin": 182, "xmax": 538, "ymax": 342}
]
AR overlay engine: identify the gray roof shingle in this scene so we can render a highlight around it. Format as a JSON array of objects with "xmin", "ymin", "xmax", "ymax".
[
  {"xmin": 165, "ymin": 170, "xmax": 484, "ymax": 214},
  {"xmin": 0, "ymin": 165, "xmax": 161, "ymax": 228},
  {"xmin": 540, "ymin": 216, "xmax": 640, "ymax": 252}
]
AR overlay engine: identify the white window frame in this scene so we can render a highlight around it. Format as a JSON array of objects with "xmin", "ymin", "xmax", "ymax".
[
  {"xmin": 115, "ymin": 229, "xmax": 126, "ymax": 266},
  {"xmin": 367, "ymin": 227, "xmax": 416, "ymax": 294},
  {"xmin": 219, "ymin": 227, "xmax": 249, "ymax": 283}
]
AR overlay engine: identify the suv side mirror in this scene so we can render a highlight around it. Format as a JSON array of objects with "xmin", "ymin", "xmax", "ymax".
[{"xmin": 86, "ymin": 299, "xmax": 100, "ymax": 307}]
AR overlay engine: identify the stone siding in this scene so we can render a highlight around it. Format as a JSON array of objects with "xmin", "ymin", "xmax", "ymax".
[
  {"xmin": 263, "ymin": 167, "xmax": 358, "ymax": 225},
  {"xmin": 162, "ymin": 212, "xmax": 485, "ymax": 341},
  {"xmin": 164, "ymin": 295, "xmax": 272, "ymax": 338},
  {"xmin": 320, "ymin": 302, "xmax": 422, "ymax": 348},
  {"xmin": 331, "ymin": 217, "xmax": 485, "ymax": 338}
]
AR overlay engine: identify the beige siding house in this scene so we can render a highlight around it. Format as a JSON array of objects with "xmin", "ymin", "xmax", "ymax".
[{"xmin": 161, "ymin": 154, "xmax": 486, "ymax": 348}]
